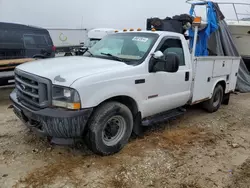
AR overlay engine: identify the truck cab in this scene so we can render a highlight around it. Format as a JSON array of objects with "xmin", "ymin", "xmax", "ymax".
[{"xmin": 10, "ymin": 27, "xmax": 240, "ymax": 156}]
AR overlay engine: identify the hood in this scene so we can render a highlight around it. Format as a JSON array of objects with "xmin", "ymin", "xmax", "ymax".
[{"xmin": 17, "ymin": 56, "xmax": 128, "ymax": 86}]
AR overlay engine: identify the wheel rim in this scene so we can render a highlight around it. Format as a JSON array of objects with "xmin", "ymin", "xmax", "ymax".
[
  {"xmin": 213, "ymin": 90, "xmax": 221, "ymax": 107},
  {"xmin": 102, "ymin": 115, "xmax": 126, "ymax": 146}
]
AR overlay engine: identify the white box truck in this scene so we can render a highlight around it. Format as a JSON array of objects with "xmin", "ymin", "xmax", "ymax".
[{"xmin": 10, "ymin": 19, "xmax": 240, "ymax": 155}]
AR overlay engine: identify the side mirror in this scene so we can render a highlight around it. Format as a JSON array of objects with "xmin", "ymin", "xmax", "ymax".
[
  {"xmin": 152, "ymin": 51, "xmax": 164, "ymax": 59},
  {"xmin": 149, "ymin": 51, "xmax": 179, "ymax": 73},
  {"xmin": 165, "ymin": 52, "xmax": 180, "ymax": 73}
]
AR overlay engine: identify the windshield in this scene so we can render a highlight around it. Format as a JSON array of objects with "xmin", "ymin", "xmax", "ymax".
[
  {"xmin": 84, "ymin": 32, "xmax": 159, "ymax": 64},
  {"xmin": 89, "ymin": 39, "xmax": 100, "ymax": 48}
]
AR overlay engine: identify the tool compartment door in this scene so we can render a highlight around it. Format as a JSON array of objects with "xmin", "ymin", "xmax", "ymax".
[
  {"xmin": 191, "ymin": 58, "xmax": 214, "ymax": 104},
  {"xmin": 229, "ymin": 59, "xmax": 241, "ymax": 91},
  {"xmin": 213, "ymin": 59, "xmax": 232, "ymax": 77}
]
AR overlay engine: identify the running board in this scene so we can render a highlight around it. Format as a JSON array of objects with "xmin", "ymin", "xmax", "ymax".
[{"xmin": 142, "ymin": 107, "xmax": 186, "ymax": 126}]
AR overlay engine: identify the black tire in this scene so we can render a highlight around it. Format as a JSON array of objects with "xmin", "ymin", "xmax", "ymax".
[
  {"xmin": 64, "ymin": 52, "xmax": 72, "ymax": 56},
  {"xmin": 85, "ymin": 102, "xmax": 133, "ymax": 156},
  {"xmin": 203, "ymin": 84, "xmax": 224, "ymax": 113}
]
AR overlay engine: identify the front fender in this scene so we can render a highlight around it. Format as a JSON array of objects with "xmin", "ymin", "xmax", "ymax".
[{"xmin": 78, "ymin": 83, "xmax": 143, "ymax": 112}]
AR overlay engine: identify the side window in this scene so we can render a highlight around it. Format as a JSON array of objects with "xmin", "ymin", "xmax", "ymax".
[
  {"xmin": 159, "ymin": 38, "xmax": 185, "ymax": 66},
  {"xmin": 0, "ymin": 29, "xmax": 22, "ymax": 44},
  {"xmin": 23, "ymin": 35, "xmax": 48, "ymax": 48},
  {"xmin": 44, "ymin": 35, "xmax": 53, "ymax": 46},
  {"xmin": 89, "ymin": 39, "xmax": 100, "ymax": 47},
  {"xmin": 23, "ymin": 35, "xmax": 36, "ymax": 48}
]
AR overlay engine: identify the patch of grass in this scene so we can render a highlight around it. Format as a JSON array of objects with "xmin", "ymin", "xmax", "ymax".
[
  {"xmin": 108, "ymin": 166, "xmax": 130, "ymax": 188},
  {"xmin": 14, "ymin": 152, "xmax": 124, "ymax": 188},
  {"xmin": 123, "ymin": 126, "xmax": 218, "ymax": 157},
  {"xmin": 180, "ymin": 182, "xmax": 202, "ymax": 188},
  {"xmin": 14, "ymin": 155, "xmax": 88, "ymax": 188},
  {"xmin": 14, "ymin": 125, "xmax": 218, "ymax": 187}
]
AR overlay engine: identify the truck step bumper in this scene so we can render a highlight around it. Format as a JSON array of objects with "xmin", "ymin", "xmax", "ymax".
[{"xmin": 142, "ymin": 107, "xmax": 186, "ymax": 126}]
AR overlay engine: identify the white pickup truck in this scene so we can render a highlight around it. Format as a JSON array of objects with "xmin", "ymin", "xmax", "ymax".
[{"xmin": 10, "ymin": 26, "xmax": 240, "ymax": 155}]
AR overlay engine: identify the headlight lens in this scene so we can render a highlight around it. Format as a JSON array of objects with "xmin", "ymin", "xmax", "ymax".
[{"xmin": 52, "ymin": 86, "xmax": 81, "ymax": 110}]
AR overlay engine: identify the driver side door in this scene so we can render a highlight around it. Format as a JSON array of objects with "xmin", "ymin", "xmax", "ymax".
[{"xmin": 142, "ymin": 36, "xmax": 192, "ymax": 117}]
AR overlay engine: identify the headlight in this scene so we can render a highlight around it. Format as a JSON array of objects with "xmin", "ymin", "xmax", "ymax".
[{"xmin": 52, "ymin": 86, "xmax": 81, "ymax": 110}]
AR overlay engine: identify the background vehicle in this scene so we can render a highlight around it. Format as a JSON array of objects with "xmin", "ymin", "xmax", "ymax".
[
  {"xmin": 0, "ymin": 22, "xmax": 55, "ymax": 86},
  {"xmin": 71, "ymin": 28, "xmax": 120, "ymax": 56},
  {"xmin": 0, "ymin": 22, "xmax": 55, "ymax": 60},
  {"xmin": 186, "ymin": 0, "xmax": 250, "ymax": 92},
  {"xmin": 186, "ymin": 1, "xmax": 250, "ymax": 60},
  {"xmin": 48, "ymin": 28, "xmax": 88, "ymax": 57}
]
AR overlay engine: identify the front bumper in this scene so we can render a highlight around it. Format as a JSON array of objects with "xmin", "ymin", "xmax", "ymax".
[{"xmin": 10, "ymin": 90, "xmax": 93, "ymax": 138}]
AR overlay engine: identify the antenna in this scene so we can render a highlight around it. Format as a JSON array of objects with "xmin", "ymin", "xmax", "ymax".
[{"xmin": 81, "ymin": 16, "xmax": 83, "ymax": 30}]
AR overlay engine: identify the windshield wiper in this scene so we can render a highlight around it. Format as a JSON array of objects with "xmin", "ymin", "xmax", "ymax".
[
  {"xmin": 101, "ymin": 53, "xmax": 125, "ymax": 62},
  {"xmin": 85, "ymin": 50, "xmax": 94, "ymax": 56}
]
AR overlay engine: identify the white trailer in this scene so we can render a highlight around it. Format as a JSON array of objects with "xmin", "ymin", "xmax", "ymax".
[
  {"xmin": 47, "ymin": 28, "xmax": 88, "ymax": 48},
  {"xmin": 47, "ymin": 28, "xmax": 88, "ymax": 56},
  {"xmin": 49, "ymin": 28, "xmax": 118, "ymax": 56}
]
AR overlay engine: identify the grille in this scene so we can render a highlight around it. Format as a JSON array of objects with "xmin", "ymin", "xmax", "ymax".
[{"xmin": 15, "ymin": 69, "xmax": 51, "ymax": 109}]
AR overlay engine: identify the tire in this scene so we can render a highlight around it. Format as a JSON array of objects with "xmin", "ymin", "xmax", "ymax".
[
  {"xmin": 85, "ymin": 102, "xmax": 133, "ymax": 156},
  {"xmin": 64, "ymin": 52, "xmax": 72, "ymax": 56},
  {"xmin": 203, "ymin": 84, "xmax": 224, "ymax": 113}
]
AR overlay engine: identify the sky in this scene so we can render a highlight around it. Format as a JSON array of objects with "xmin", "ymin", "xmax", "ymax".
[{"xmin": 0, "ymin": 0, "xmax": 250, "ymax": 29}]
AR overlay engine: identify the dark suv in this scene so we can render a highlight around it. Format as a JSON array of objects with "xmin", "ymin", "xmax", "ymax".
[{"xmin": 0, "ymin": 22, "xmax": 55, "ymax": 60}]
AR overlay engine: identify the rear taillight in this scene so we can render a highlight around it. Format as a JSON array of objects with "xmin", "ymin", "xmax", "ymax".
[{"xmin": 52, "ymin": 45, "xmax": 56, "ymax": 52}]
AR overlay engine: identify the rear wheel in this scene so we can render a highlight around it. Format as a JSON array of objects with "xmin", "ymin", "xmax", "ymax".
[
  {"xmin": 64, "ymin": 52, "xmax": 73, "ymax": 56},
  {"xmin": 203, "ymin": 85, "xmax": 224, "ymax": 113},
  {"xmin": 85, "ymin": 102, "xmax": 133, "ymax": 156}
]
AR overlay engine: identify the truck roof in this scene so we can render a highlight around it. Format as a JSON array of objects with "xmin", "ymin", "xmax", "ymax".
[
  {"xmin": 90, "ymin": 28, "xmax": 118, "ymax": 32},
  {"xmin": 0, "ymin": 22, "xmax": 48, "ymax": 32},
  {"xmin": 115, "ymin": 30, "xmax": 185, "ymax": 38},
  {"xmin": 88, "ymin": 28, "xmax": 119, "ymax": 39}
]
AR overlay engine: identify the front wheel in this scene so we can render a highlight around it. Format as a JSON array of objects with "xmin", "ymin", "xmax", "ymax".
[
  {"xmin": 85, "ymin": 102, "xmax": 133, "ymax": 156},
  {"xmin": 203, "ymin": 85, "xmax": 224, "ymax": 113}
]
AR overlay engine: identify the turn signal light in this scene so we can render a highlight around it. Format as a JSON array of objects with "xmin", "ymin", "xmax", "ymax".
[
  {"xmin": 70, "ymin": 103, "xmax": 81, "ymax": 110},
  {"xmin": 193, "ymin": 16, "xmax": 202, "ymax": 24},
  {"xmin": 123, "ymin": 29, "xmax": 127, "ymax": 32}
]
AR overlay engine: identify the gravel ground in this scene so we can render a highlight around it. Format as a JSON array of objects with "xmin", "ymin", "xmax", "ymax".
[{"xmin": 0, "ymin": 88, "xmax": 250, "ymax": 188}]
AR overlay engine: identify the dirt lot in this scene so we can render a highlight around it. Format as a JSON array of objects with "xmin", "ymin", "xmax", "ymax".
[{"xmin": 0, "ymin": 88, "xmax": 250, "ymax": 188}]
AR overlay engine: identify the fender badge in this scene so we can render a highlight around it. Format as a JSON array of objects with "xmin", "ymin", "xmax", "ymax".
[{"xmin": 54, "ymin": 75, "xmax": 66, "ymax": 82}]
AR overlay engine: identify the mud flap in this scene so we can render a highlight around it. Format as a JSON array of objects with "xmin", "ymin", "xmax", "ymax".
[
  {"xmin": 133, "ymin": 112, "xmax": 143, "ymax": 137},
  {"xmin": 223, "ymin": 93, "xmax": 230, "ymax": 105}
]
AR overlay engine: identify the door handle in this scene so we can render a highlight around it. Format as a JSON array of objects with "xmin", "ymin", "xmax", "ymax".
[{"xmin": 185, "ymin": 72, "xmax": 190, "ymax": 81}]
